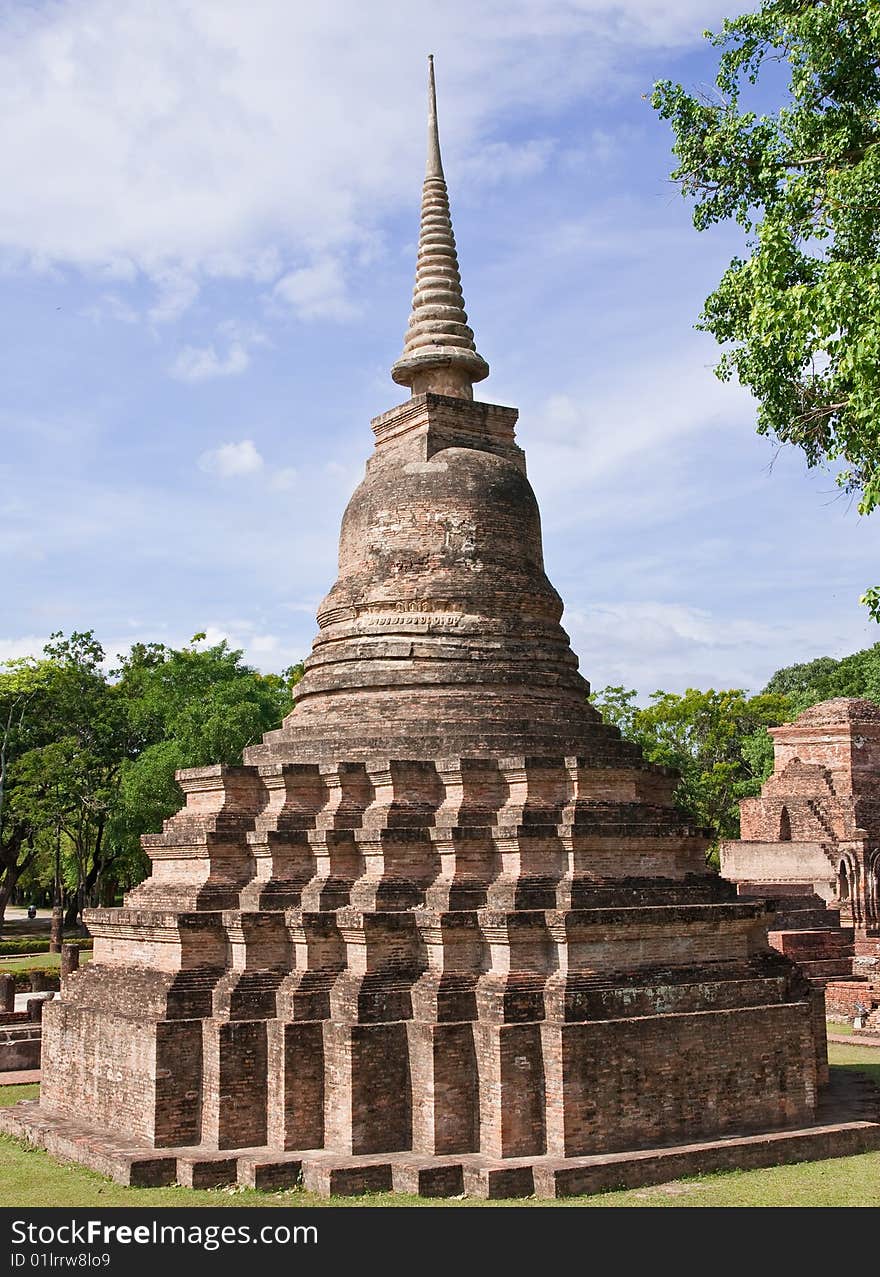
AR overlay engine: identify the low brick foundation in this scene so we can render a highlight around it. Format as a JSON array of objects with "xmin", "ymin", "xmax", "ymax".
[
  {"xmin": 3, "ymin": 1064, "xmax": 879, "ymax": 1198},
  {"xmin": 825, "ymin": 980, "xmax": 880, "ymax": 1022}
]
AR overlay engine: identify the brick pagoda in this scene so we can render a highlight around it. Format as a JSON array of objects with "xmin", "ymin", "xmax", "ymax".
[
  {"xmin": 6, "ymin": 60, "xmax": 879, "ymax": 1197},
  {"xmin": 722, "ymin": 698, "xmax": 880, "ymax": 1031}
]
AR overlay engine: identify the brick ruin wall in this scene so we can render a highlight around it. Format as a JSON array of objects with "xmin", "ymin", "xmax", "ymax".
[{"xmin": 40, "ymin": 756, "xmax": 822, "ymax": 1160}]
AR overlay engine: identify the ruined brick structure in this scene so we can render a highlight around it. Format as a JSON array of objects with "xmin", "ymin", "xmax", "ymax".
[
  {"xmin": 721, "ymin": 699, "xmax": 880, "ymax": 1030},
  {"xmin": 6, "ymin": 60, "xmax": 880, "ymax": 1197}
]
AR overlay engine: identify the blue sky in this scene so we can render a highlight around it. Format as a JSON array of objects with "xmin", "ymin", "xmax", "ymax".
[{"xmin": 1, "ymin": 0, "xmax": 877, "ymax": 699}]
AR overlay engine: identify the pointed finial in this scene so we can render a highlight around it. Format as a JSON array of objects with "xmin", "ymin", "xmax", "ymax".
[
  {"xmin": 426, "ymin": 55, "xmax": 443, "ymax": 179},
  {"xmin": 391, "ymin": 56, "xmax": 489, "ymax": 400}
]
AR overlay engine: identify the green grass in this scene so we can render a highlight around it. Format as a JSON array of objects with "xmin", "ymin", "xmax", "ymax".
[
  {"xmin": 0, "ymin": 1046, "xmax": 878, "ymax": 1207},
  {"xmin": 0, "ymin": 951, "xmax": 92, "ymax": 973},
  {"xmin": 830, "ymin": 1040, "xmax": 880, "ymax": 1086},
  {"xmin": 0, "ymin": 1086, "xmax": 39, "ymax": 1106}
]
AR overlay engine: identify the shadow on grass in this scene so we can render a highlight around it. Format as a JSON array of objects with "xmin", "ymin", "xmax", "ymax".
[{"xmin": 830, "ymin": 1045, "xmax": 880, "ymax": 1089}]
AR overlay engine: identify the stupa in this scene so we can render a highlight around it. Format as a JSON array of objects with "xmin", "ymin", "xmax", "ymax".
[
  {"xmin": 721, "ymin": 698, "xmax": 880, "ymax": 1029},
  {"xmin": 6, "ymin": 60, "xmax": 880, "ymax": 1198}
]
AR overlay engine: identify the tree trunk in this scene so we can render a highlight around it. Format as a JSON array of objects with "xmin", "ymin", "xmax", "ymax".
[
  {"xmin": 64, "ymin": 854, "xmax": 101, "ymax": 929},
  {"xmin": 0, "ymin": 863, "xmax": 21, "ymax": 929},
  {"xmin": 49, "ymin": 907, "xmax": 64, "ymax": 953},
  {"xmin": 0, "ymin": 824, "xmax": 34, "ymax": 929}
]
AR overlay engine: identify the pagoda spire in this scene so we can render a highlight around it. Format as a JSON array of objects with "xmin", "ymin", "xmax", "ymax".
[{"xmin": 391, "ymin": 55, "xmax": 489, "ymax": 400}]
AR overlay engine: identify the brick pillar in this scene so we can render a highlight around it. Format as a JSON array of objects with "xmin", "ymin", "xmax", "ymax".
[
  {"xmin": 475, "ymin": 1022, "xmax": 546, "ymax": 1158},
  {"xmin": 49, "ymin": 906, "xmax": 64, "ymax": 954},
  {"xmin": 347, "ymin": 762, "xmax": 443, "ymax": 910},
  {"xmin": 240, "ymin": 762, "xmax": 324, "ymax": 911},
  {"xmin": 153, "ymin": 1020, "xmax": 204, "ymax": 1148},
  {"xmin": 267, "ymin": 1020, "xmax": 324, "ymax": 1150},
  {"xmin": 300, "ymin": 830, "xmax": 361, "ymax": 912},
  {"xmin": 350, "ymin": 828, "xmax": 439, "ymax": 910},
  {"xmin": 425, "ymin": 829, "xmax": 498, "ymax": 911},
  {"xmin": 810, "ymin": 985, "xmax": 829, "ymax": 1086},
  {"xmin": 61, "ymin": 944, "xmax": 80, "ymax": 979},
  {"xmin": 486, "ymin": 759, "xmax": 570, "ymax": 910},
  {"xmin": 323, "ymin": 1021, "xmax": 412, "ymax": 1155},
  {"xmin": 0, "ymin": 973, "xmax": 14, "ymax": 1012},
  {"xmin": 201, "ymin": 1020, "xmax": 268, "ymax": 1149},
  {"xmin": 474, "ymin": 909, "xmax": 552, "ymax": 1158},
  {"xmin": 322, "ymin": 909, "xmax": 421, "ymax": 1154},
  {"xmin": 434, "ymin": 758, "xmax": 507, "ymax": 829},
  {"xmin": 407, "ymin": 1021, "xmax": 478, "ymax": 1154},
  {"xmin": 409, "ymin": 910, "xmax": 480, "ymax": 1154}
]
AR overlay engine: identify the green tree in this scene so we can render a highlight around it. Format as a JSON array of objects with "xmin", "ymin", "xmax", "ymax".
[
  {"xmin": 592, "ymin": 685, "xmax": 794, "ymax": 860},
  {"xmin": 652, "ymin": 0, "xmax": 880, "ymax": 615},
  {"xmin": 32, "ymin": 633, "xmax": 136, "ymax": 925},
  {"xmin": 110, "ymin": 637, "xmax": 299, "ymax": 878},
  {"xmin": 764, "ymin": 640, "xmax": 880, "ymax": 709},
  {"xmin": 0, "ymin": 631, "xmax": 301, "ymax": 924},
  {"xmin": 0, "ymin": 633, "xmax": 131, "ymax": 926},
  {"xmin": 0, "ymin": 657, "xmax": 52, "ymax": 923}
]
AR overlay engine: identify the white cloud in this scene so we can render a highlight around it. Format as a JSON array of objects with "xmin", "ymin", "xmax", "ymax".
[
  {"xmin": 148, "ymin": 269, "xmax": 199, "ymax": 324},
  {"xmin": 566, "ymin": 600, "xmax": 875, "ymax": 701},
  {"xmin": 459, "ymin": 139, "xmax": 556, "ymax": 185},
  {"xmin": 273, "ymin": 259, "xmax": 358, "ymax": 322},
  {"xmin": 520, "ymin": 351, "xmax": 754, "ymax": 502},
  {"xmin": 250, "ymin": 633, "xmax": 280, "ymax": 654},
  {"xmin": 197, "ymin": 623, "xmax": 304, "ymax": 670},
  {"xmin": 195, "ymin": 444, "xmax": 297, "ymax": 487},
  {"xmin": 81, "ymin": 291, "xmax": 139, "ymax": 325},
  {"xmin": 0, "ymin": 636, "xmax": 49, "ymax": 664},
  {"xmin": 170, "ymin": 319, "xmax": 268, "ymax": 380},
  {"xmin": 269, "ymin": 467, "xmax": 298, "ymax": 491},
  {"xmin": 171, "ymin": 342, "xmax": 251, "ymax": 382},
  {"xmin": 198, "ymin": 439, "xmax": 264, "ymax": 477},
  {"xmin": 0, "ymin": 1, "xmax": 730, "ymax": 293}
]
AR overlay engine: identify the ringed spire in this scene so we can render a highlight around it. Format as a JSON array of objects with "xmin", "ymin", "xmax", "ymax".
[{"xmin": 391, "ymin": 55, "xmax": 489, "ymax": 400}]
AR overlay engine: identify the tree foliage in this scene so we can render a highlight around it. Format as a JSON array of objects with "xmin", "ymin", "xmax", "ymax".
[
  {"xmin": 592, "ymin": 685, "xmax": 793, "ymax": 859},
  {"xmin": 593, "ymin": 639, "xmax": 880, "ymax": 859},
  {"xmin": 111, "ymin": 637, "xmax": 300, "ymax": 876},
  {"xmin": 764, "ymin": 638, "xmax": 880, "ymax": 708},
  {"xmin": 0, "ymin": 657, "xmax": 54, "ymax": 919},
  {"xmin": 652, "ymin": 0, "xmax": 880, "ymax": 614},
  {"xmin": 0, "ymin": 633, "xmax": 301, "ymax": 925}
]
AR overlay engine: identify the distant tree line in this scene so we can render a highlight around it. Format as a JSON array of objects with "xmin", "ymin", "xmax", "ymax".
[
  {"xmin": 0, "ymin": 632, "xmax": 302, "ymax": 927},
  {"xmin": 591, "ymin": 641, "xmax": 880, "ymax": 864},
  {"xmin": 2, "ymin": 629, "xmax": 877, "ymax": 918}
]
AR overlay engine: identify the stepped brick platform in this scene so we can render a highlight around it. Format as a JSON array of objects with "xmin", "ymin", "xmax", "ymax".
[
  {"xmin": 721, "ymin": 699, "xmax": 880, "ymax": 1032},
  {"xmin": 4, "ymin": 58, "xmax": 864, "ymax": 1196},
  {"xmin": 5, "ymin": 1065, "xmax": 879, "ymax": 1197},
  {"xmin": 28, "ymin": 754, "xmax": 834, "ymax": 1179}
]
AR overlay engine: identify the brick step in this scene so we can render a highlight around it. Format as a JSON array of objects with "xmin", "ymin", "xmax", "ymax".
[
  {"xmin": 3, "ymin": 1087, "xmax": 880, "ymax": 1198},
  {"xmin": 768, "ymin": 893, "xmax": 831, "ymax": 910},
  {"xmin": 796, "ymin": 959, "xmax": 856, "ymax": 979},
  {"xmin": 770, "ymin": 909, "xmax": 844, "ymax": 931},
  {"xmin": 771, "ymin": 929, "xmax": 854, "ymax": 959}
]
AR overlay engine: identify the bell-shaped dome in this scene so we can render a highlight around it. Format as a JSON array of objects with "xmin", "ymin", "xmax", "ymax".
[{"xmin": 249, "ymin": 62, "xmax": 621, "ymax": 764}]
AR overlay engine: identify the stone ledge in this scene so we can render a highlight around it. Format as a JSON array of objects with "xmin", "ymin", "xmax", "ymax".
[{"xmin": 3, "ymin": 1096, "xmax": 879, "ymax": 1198}]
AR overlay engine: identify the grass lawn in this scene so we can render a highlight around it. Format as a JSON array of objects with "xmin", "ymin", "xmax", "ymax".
[
  {"xmin": 0, "ymin": 952, "xmax": 92, "ymax": 973},
  {"xmin": 0, "ymin": 1046, "xmax": 878, "ymax": 1208}
]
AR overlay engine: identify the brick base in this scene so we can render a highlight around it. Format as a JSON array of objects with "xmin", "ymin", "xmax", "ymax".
[
  {"xmin": 825, "ymin": 980, "xmax": 880, "ymax": 1020},
  {"xmin": 3, "ymin": 1071, "xmax": 879, "ymax": 1199}
]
